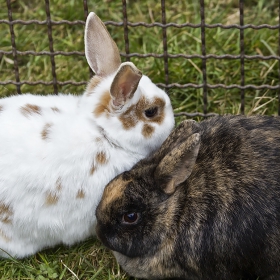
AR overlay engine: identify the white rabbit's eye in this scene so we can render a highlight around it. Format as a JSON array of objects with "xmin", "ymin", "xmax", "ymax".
[
  {"xmin": 144, "ymin": 107, "xmax": 158, "ymax": 118},
  {"xmin": 122, "ymin": 212, "xmax": 140, "ymax": 224}
]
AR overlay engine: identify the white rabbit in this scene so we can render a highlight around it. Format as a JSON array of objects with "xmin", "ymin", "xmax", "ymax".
[{"xmin": 0, "ymin": 12, "xmax": 174, "ymax": 258}]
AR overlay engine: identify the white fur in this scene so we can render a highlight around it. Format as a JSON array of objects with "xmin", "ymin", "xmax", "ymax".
[{"xmin": 0, "ymin": 12, "xmax": 174, "ymax": 258}]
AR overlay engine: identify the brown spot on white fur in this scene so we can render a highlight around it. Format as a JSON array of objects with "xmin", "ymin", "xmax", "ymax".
[
  {"xmin": 20, "ymin": 104, "xmax": 41, "ymax": 117},
  {"xmin": 76, "ymin": 189, "xmax": 85, "ymax": 199},
  {"xmin": 41, "ymin": 123, "xmax": 53, "ymax": 140},
  {"xmin": 95, "ymin": 137, "xmax": 103, "ymax": 143},
  {"xmin": 45, "ymin": 192, "xmax": 59, "ymax": 205},
  {"xmin": 0, "ymin": 229, "xmax": 11, "ymax": 242},
  {"xmin": 90, "ymin": 164, "xmax": 96, "ymax": 175},
  {"xmin": 51, "ymin": 107, "xmax": 60, "ymax": 113},
  {"xmin": 93, "ymin": 90, "xmax": 111, "ymax": 117},
  {"xmin": 119, "ymin": 105, "xmax": 137, "ymax": 129},
  {"xmin": 0, "ymin": 202, "xmax": 13, "ymax": 224},
  {"xmin": 45, "ymin": 178, "xmax": 62, "ymax": 204},
  {"xmin": 96, "ymin": 151, "xmax": 108, "ymax": 165},
  {"xmin": 86, "ymin": 76, "xmax": 103, "ymax": 95},
  {"xmin": 142, "ymin": 124, "xmax": 155, "ymax": 138},
  {"xmin": 119, "ymin": 96, "xmax": 166, "ymax": 130},
  {"xmin": 0, "ymin": 105, "xmax": 3, "ymax": 112}
]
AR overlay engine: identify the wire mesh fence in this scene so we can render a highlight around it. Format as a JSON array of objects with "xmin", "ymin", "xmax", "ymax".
[{"xmin": 0, "ymin": 0, "xmax": 280, "ymax": 117}]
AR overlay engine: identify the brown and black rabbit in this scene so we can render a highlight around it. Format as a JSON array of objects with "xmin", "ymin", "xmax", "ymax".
[{"xmin": 96, "ymin": 115, "xmax": 280, "ymax": 280}]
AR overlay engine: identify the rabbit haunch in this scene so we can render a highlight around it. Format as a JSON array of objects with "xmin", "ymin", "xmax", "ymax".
[
  {"xmin": 0, "ymin": 12, "xmax": 174, "ymax": 258},
  {"xmin": 96, "ymin": 116, "xmax": 280, "ymax": 280}
]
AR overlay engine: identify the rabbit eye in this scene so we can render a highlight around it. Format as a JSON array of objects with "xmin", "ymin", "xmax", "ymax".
[
  {"xmin": 144, "ymin": 107, "xmax": 158, "ymax": 118},
  {"xmin": 122, "ymin": 212, "xmax": 140, "ymax": 224}
]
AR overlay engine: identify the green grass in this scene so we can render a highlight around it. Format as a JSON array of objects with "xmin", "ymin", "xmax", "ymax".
[
  {"xmin": 0, "ymin": 238, "xmax": 131, "ymax": 280},
  {"xmin": 0, "ymin": 0, "xmax": 279, "ymax": 279}
]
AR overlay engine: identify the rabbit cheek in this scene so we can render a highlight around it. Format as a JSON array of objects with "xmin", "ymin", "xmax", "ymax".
[
  {"xmin": 20, "ymin": 104, "xmax": 42, "ymax": 117},
  {"xmin": 95, "ymin": 221, "xmax": 115, "ymax": 250},
  {"xmin": 142, "ymin": 124, "xmax": 155, "ymax": 138},
  {"xmin": 97, "ymin": 219, "xmax": 141, "ymax": 257},
  {"xmin": 118, "ymin": 105, "xmax": 137, "ymax": 130}
]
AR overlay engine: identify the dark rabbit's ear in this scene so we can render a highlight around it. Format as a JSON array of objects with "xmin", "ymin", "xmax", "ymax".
[
  {"xmin": 152, "ymin": 119, "xmax": 201, "ymax": 161},
  {"xmin": 154, "ymin": 132, "xmax": 201, "ymax": 194}
]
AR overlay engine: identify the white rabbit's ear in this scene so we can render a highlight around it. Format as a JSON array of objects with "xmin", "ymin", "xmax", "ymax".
[
  {"xmin": 155, "ymin": 133, "xmax": 201, "ymax": 195},
  {"xmin": 110, "ymin": 62, "xmax": 142, "ymax": 109},
  {"xmin": 85, "ymin": 12, "xmax": 121, "ymax": 77}
]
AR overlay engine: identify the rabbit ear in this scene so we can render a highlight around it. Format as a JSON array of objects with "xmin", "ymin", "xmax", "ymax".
[
  {"xmin": 110, "ymin": 62, "xmax": 142, "ymax": 109},
  {"xmin": 152, "ymin": 120, "xmax": 201, "ymax": 161},
  {"xmin": 85, "ymin": 12, "xmax": 121, "ymax": 77},
  {"xmin": 154, "ymin": 132, "xmax": 201, "ymax": 194}
]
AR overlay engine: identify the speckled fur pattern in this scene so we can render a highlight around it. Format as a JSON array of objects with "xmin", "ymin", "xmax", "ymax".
[
  {"xmin": 0, "ymin": 12, "xmax": 174, "ymax": 258},
  {"xmin": 96, "ymin": 115, "xmax": 280, "ymax": 280}
]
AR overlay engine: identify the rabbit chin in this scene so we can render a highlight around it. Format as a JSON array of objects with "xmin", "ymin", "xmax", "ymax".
[
  {"xmin": 113, "ymin": 251, "xmax": 150, "ymax": 279},
  {"xmin": 113, "ymin": 251, "xmax": 180, "ymax": 280}
]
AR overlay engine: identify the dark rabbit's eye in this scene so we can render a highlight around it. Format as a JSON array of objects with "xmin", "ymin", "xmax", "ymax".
[
  {"xmin": 122, "ymin": 212, "xmax": 140, "ymax": 224},
  {"xmin": 144, "ymin": 107, "xmax": 158, "ymax": 118}
]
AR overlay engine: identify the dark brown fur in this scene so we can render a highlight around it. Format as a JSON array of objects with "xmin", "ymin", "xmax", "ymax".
[{"xmin": 96, "ymin": 115, "xmax": 280, "ymax": 280}]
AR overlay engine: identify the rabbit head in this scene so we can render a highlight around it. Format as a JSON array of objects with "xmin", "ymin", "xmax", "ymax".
[
  {"xmin": 96, "ymin": 120, "xmax": 201, "ymax": 279},
  {"xmin": 81, "ymin": 12, "xmax": 174, "ymax": 156}
]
